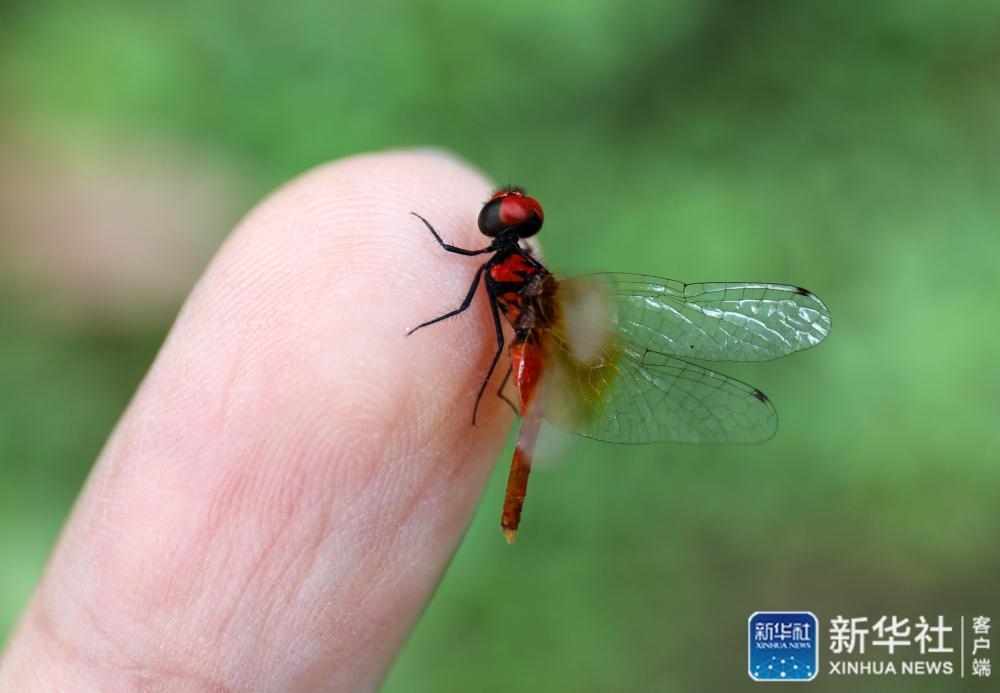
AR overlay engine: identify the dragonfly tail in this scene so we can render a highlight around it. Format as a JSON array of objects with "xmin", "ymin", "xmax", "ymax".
[
  {"xmin": 501, "ymin": 446, "xmax": 531, "ymax": 544},
  {"xmin": 501, "ymin": 393, "xmax": 543, "ymax": 544}
]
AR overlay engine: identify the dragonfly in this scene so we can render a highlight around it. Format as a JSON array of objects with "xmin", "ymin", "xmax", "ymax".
[{"xmin": 408, "ymin": 186, "xmax": 831, "ymax": 543}]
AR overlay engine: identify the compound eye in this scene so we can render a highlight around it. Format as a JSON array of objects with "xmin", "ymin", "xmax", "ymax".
[{"xmin": 478, "ymin": 188, "xmax": 545, "ymax": 237}]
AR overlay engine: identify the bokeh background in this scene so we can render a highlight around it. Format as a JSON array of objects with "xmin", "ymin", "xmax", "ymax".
[{"xmin": 2, "ymin": 1, "xmax": 998, "ymax": 691}]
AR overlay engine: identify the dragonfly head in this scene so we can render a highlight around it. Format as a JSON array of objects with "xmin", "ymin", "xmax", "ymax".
[{"xmin": 478, "ymin": 186, "xmax": 544, "ymax": 239}]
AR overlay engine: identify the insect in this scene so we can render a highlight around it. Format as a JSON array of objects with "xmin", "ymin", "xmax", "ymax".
[{"xmin": 408, "ymin": 186, "xmax": 831, "ymax": 543}]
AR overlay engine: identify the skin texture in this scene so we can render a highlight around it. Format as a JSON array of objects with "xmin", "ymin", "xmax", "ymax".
[{"xmin": 0, "ymin": 150, "xmax": 512, "ymax": 691}]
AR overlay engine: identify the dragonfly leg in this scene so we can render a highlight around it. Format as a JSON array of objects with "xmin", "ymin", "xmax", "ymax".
[
  {"xmin": 407, "ymin": 263, "xmax": 486, "ymax": 335},
  {"xmin": 496, "ymin": 366, "xmax": 519, "ymax": 416},
  {"xmin": 470, "ymin": 290, "xmax": 506, "ymax": 426},
  {"xmin": 411, "ymin": 212, "xmax": 492, "ymax": 256}
]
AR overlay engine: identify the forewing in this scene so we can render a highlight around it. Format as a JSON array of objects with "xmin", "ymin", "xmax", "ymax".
[{"xmin": 559, "ymin": 273, "xmax": 831, "ymax": 362}]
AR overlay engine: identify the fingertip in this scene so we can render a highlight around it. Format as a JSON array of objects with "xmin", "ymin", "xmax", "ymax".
[{"xmin": 1, "ymin": 149, "xmax": 514, "ymax": 691}]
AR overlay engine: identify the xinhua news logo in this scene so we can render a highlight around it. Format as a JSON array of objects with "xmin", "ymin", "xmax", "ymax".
[
  {"xmin": 747, "ymin": 612, "xmax": 992, "ymax": 681},
  {"xmin": 748, "ymin": 612, "xmax": 819, "ymax": 681}
]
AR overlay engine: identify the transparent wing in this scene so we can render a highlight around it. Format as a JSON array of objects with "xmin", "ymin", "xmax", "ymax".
[
  {"xmin": 536, "ymin": 272, "xmax": 830, "ymax": 444},
  {"xmin": 542, "ymin": 331, "xmax": 778, "ymax": 444},
  {"xmin": 558, "ymin": 273, "xmax": 831, "ymax": 362}
]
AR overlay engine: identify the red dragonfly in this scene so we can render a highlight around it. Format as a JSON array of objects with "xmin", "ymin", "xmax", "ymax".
[{"xmin": 409, "ymin": 186, "xmax": 831, "ymax": 543}]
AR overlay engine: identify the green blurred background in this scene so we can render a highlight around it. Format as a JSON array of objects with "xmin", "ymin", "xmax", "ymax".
[{"xmin": 2, "ymin": 1, "xmax": 998, "ymax": 690}]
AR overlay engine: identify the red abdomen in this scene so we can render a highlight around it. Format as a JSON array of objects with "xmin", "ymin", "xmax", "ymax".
[{"xmin": 509, "ymin": 339, "xmax": 544, "ymax": 414}]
